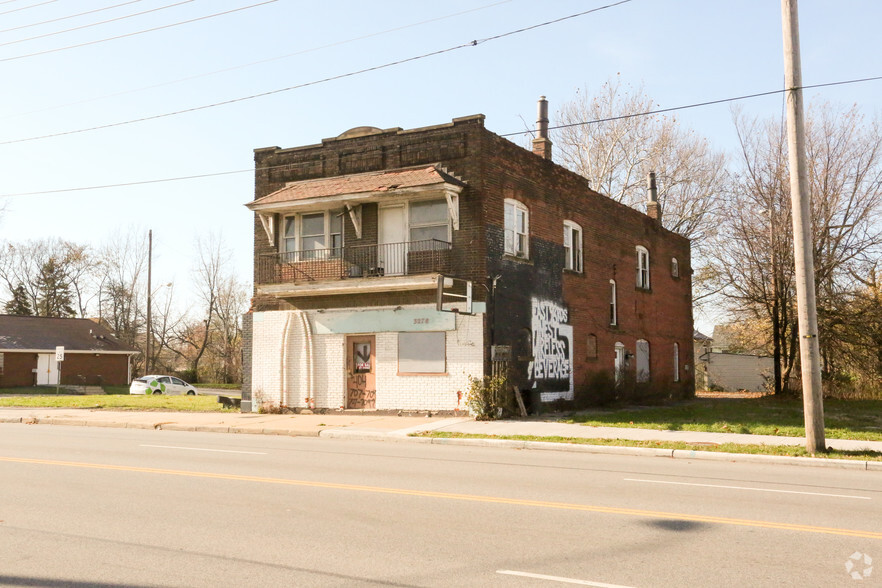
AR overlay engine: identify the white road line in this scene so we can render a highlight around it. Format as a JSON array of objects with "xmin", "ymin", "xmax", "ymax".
[
  {"xmin": 496, "ymin": 570, "xmax": 634, "ymax": 587},
  {"xmin": 140, "ymin": 444, "xmax": 266, "ymax": 455},
  {"xmin": 624, "ymin": 478, "xmax": 870, "ymax": 500}
]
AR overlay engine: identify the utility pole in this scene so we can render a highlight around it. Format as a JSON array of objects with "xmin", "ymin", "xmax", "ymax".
[
  {"xmin": 146, "ymin": 229, "xmax": 152, "ymax": 375},
  {"xmin": 781, "ymin": 0, "xmax": 825, "ymax": 453}
]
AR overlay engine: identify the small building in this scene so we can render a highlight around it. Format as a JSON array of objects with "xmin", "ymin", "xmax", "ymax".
[
  {"xmin": 243, "ymin": 103, "xmax": 694, "ymax": 413},
  {"xmin": 0, "ymin": 315, "xmax": 137, "ymax": 387}
]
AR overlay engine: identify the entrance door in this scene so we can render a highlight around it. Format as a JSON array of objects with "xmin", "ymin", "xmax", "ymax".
[
  {"xmin": 614, "ymin": 343, "xmax": 625, "ymax": 385},
  {"xmin": 378, "ymin": 205, "xmax": 406, "ymax": 276},
  {"xmin": 346, "ymin": 335, "xmax": 376, "ymax": 409},
  {"xmin": 36, "ymin": 354, "xmax": 59, "ymax": 385}
]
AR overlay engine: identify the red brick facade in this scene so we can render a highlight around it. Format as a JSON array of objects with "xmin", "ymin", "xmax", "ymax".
[{"xmin": 247, "ymin": 114, "xmax": 694, "ymax": 407}]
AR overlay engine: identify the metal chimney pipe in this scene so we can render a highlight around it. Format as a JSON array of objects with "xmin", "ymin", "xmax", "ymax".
[
  {"xmin": 646, "ymin": 172, "xmax": 661, "ymax": 222},
  {"xmin": 648, "ymin": 171, "xmax": 658, "ymax": 202},
  {"xmin": 532, "ymin": 96, "xmax": 553, "ymax": 160}
]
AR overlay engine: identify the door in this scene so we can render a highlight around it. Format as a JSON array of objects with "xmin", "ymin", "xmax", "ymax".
[
  {"xmin": 614, "ymin": 343, "xmax": 625, "ymax": 385},
  {"xmin": 36, "ymin": 354, "xmax": 59, "ymax": 385},
  {"xmin": 346, "ymin": 335, "xmax": 376, "ymax": 409},
  {"xmin": 378, "ymin": 205, "xmax": 406, "ymax": 276}
]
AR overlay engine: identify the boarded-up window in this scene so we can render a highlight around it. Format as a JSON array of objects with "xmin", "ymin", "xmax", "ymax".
[
  {"xmin": 586, "ymin": 335, "xmax": 597, "ymax": 359},
  {"xmin": 0, "ymin": 352, "xmax": 4, "ymax": 375},
  {"xmin": 398, "ymin": 332, "xmax": 446, "ymax": 374}
]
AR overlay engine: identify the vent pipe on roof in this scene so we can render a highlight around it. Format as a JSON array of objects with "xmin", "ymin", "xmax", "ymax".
[
  {"xmin": 532, "ymin": 96, "xmax": 553, "ymax": 161},
  {"xmin": 646, "ymin": 171, "xmax": 661, "ymax": 223}
]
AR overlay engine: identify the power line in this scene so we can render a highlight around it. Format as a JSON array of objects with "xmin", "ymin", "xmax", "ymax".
[
  {"xmin": 1, "ymin": 0, "xmax": 512, "ymax": 121},
  {"xmin": 2, "ymin": 75, "xmax": 881, "ymax": 200},
  {"xmin": 499, "ymin": 75, "xmax": 882, "ymax": 138},
  {"xmin": 0, "ymin": 0, "xmax": 56, "ymax": 17},
  {"xmin": 0, "ymin": 0, "xmax": 278, "ymax": 63},
  {"xmin": 0, "ymin": 1, "xmax": 144, "ymax": 35},
  {"xmin": 0, "ymin": 0, "xmax": 195, "ymax": 48},
  {"xmin": 0, "ymin": 0, "xmax": 633, "ymax": 145}
]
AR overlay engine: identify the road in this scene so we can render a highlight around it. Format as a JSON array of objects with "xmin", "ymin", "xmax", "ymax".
[{"xmin": 1, "ymin": 424, "xmax": 880, "ymax": 587}]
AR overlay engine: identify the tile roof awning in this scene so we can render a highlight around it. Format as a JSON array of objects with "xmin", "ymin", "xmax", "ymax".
[
  {"xmin": 246, "ymin": 164, "xmax": 466, "ymax": 211},
  {"xmin": 246, "ymin": 164, "xmax": 466, "ymax": 242}
]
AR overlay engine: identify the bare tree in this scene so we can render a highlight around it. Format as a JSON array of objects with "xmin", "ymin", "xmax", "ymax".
[
  {"xmin": 553, "ymin": 77, "xmax": 726, "ymax": 304},
  {"xmin": 210, "ymin": 275, "xmax": 249, "ymax": 383},
  {"xmin": 715, "ymin": 103, "xmax": 882, "ymax": 393},
  {"xmin": 98, "ymin": 232, "xmax": 148, "ymax": 372}
]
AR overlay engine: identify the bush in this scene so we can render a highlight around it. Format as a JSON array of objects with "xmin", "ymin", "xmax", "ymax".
[
  {"xmin": 466, "ymin": 374, "xmax": 510, "ymax": 420},
  {"xmin": 574, "ymin": 370, "xmax": 617, "ymax": 408}
]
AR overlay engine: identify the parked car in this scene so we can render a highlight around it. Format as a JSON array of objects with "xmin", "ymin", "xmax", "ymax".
[{"xmin": 130, "ymin": 375, "xmax": 198, "ymax": 396}]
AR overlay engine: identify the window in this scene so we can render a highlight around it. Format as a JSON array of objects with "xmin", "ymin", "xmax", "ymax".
[
  {"xmin": 586, "ymin": 334, "xmax": 597, "ymax": 359},
  {"xmin": 609, "ymin": 280, "xmax": 617, "ymax": 326},
  {"xmin": 398, "ymin": 332, "xmax": 446, "ymax": 374},
  {"xmin": 673, "ymin": 342, "xmax": 680, "ymax": 382},
  {"xmin": 282, "ymin": 210, "xmax": 344, "ymax": 258},
  {"xmin": 636, "ymin": 339, "xmax": 650, "ymax": 383},
  {"xmin": 671, "ymin": 257, "xmax": 679, "ymax": 278},
  {"xmin": 409, "ymin": 199, "xmax": 449, "ymax": 249},
  {"xmin": 504, "ymin": 199, "xmax": 529, "ymax": 258},
  {"xmin": 563, "ymin": 220, "xmax": 583, "ymax": 272},
  {"xmin": 636, "ymin": 246, "xmax": 650, "ymax": 289},
  {"xmin": 0, "ymin": 352, "xmax": 4, "ymax": 376}
]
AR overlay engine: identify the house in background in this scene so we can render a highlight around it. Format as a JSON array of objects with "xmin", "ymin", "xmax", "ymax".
[
  {"xmin": 694, "ymin": 326, "xmax": 774, "ymax": 392},
  {"xmin": 0, "ymin": 315, "xmax": 137, "ymax": 388},
  {"xmin": 243, "ymin": 100, "xmax": 694, "ymax": 413}
]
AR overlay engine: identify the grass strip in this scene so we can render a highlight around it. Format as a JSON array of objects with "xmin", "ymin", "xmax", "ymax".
[
  {"xmin": 564, "ymin": 397, "xmax": 882, "ymax": 442},
  {"xmin": 0, "ymin": 394, "xmax": 230, "ymax": 412},
  {"xmin": 413, "ymin": 431, "xmax": 882, "ymax": 461}
]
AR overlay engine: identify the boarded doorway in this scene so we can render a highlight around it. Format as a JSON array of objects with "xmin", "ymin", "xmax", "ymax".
[{"xmin": 346, "ymin": 335, "xmax": 376, "ymax": 409}]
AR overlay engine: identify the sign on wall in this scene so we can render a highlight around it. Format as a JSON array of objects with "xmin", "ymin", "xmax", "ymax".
[
  {"xmin": 313, "ymin": 308, "xmax": 456, "ymax": 335},
  {"xmin": 527, "ymin": 299, "xmax": 573, "ymax": 395}
]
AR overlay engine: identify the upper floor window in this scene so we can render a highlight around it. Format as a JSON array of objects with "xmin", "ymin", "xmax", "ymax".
[
  {"xmin": 283, "ymin": 210, "xmax": 343, "ymax": 258},
  {"xmin": 636, "ymin": 246, "xmax": 650, "ymax": 289},
  {"xmin": 504, "ymin": 199, "xmax": 529, "ymax": 258},
  {"xmin": 671, "ymin": 257, "xmax": 680, "ymax": 278},
  {"xmin": 563, "ymin": 220, "xmax": 583, "ymax": 272},
  {"xmin": 609, "ymin": 279, "xmax": 617, "ymax": 326},
  {"xmin": 409, "ymin": 199, "xmax": 450, "ymax": 247}
]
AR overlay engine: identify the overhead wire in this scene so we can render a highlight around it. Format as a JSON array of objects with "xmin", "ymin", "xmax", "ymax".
[
  {"xmin": 0, "ymin": 0, "xmax": 279, "ymax": 63},
  {"xmin": 0, "ymin": 0, "xmax": 195, "ymax": 48},
  {"xmin": 2, "ymin": 76, "xmax": 881, "ymax": 199},
  {"xmin": 0, "ymin": 0, "xmax": 633, "ymax": 145},
  {"xmin": 1, "ymin": 0, "xmax": 513, "ymax": 121},
  {"xmin": 0, "ymin": 1, "xmax": 144, "ymax": 35},
  {"xmin": 0, "ymin": 0, "xmax": 56, "ymax": 17}
]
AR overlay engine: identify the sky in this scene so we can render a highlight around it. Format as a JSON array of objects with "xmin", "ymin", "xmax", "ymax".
[{"xmin": 1, "ymin": 0, "xmax": 880, "ymax": 332}]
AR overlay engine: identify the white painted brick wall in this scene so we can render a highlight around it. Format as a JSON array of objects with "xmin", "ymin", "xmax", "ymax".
[{"xmin": 251, "ymin": 306, "xmax": 484, "ymax": 411}]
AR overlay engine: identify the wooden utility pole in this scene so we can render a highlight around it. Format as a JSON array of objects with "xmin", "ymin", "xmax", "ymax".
[
  {"xmin": 781, "ymin": 0, "xmax": 826, "ymax": 453},
  {"xmin": 146, "ymin": 229, "xmax": 152, "ymax": 375}
]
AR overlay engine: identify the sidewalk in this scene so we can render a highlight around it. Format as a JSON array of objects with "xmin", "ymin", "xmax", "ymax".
[{"xmin": 1, "ymin": 407, "xmax": 880, "ymax": 470}]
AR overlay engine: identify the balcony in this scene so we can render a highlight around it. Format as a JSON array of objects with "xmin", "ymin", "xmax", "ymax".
[{"xmin": 256, "ymin": 239, "xmax": 452, "ymax": 297}]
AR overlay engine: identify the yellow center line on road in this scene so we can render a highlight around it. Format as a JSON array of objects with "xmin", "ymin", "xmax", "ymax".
[{"xmin": 3, "ymin": 455, "xmax": 881, "ymax": 540}]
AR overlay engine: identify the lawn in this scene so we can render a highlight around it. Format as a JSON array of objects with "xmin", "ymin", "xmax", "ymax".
[
  {"xmin": 565, "ymin": 396, "xmax": 882, "ymax": 441},
  {"xmin": 0, "ymin": 391, "xmax": 229, "ymax": 412}
]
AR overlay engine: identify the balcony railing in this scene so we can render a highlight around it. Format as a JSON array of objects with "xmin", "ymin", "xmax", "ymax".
[{"xmin": 257, "ymin": 239, "xmax": 452, "ymax": 285}]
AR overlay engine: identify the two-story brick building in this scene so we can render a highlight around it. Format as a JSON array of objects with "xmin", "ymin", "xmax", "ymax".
[{"xmin": 243, "ymin": 101, "xmax": 694, "ymax": 413}]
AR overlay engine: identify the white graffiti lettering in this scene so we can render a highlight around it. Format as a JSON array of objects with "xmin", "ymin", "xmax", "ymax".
[{"xmin": 528, "ymin": 300, "xmax": 572, "ymax": 382}]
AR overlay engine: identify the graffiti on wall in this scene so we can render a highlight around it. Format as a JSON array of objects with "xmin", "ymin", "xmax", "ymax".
[{"xmin": 527, "ymin": 299, "xmax": 573, "ymax": 395}]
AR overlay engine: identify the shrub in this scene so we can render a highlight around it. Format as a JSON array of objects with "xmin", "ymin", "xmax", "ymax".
[{"xmin": 466, "ymin": 374, "xmax": 510, "ymax": 420}]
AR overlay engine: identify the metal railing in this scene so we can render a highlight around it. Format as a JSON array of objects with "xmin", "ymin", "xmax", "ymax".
[{"xmin": 257, "ymin": 239, "xmax": 452, "ymax": 285}]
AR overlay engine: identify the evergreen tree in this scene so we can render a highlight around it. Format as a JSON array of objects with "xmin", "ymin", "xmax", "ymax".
[
  {"xmin": 35, "ymin": 257, "xmax": 75, "ymax": 318},
  {"xmin": 3, "ymin": 283, "xmax": 33, "ymax": 315}
]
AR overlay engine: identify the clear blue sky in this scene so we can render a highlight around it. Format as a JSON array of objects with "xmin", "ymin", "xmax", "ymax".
[{"xmin": 1, "ymin": 0, "xmax": 880, "ymax": 331}]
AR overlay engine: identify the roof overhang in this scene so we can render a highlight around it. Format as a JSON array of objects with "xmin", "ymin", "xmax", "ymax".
[
  {"xmin": 0, "ymin": 349, "xmax": 136, "ymax": 355},
  {"xmin": 257, "ymin": 273, "xmax": 442, "ymax": 298}
]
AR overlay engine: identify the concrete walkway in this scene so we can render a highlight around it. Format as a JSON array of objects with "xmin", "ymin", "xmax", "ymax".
[{"xmin": 1, "ymin": 407, "xmax": 880, "ymax": 471}]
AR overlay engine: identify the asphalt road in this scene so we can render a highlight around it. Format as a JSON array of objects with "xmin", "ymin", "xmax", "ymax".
[{"xmin": 1, "ymin": 424, "xmax": 880, "ymax": 587}]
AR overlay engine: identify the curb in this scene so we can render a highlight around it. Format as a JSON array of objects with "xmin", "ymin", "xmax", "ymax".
[{"xmin": 2, "ymin": 416, "xmax": 880, "ymax": 471}]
